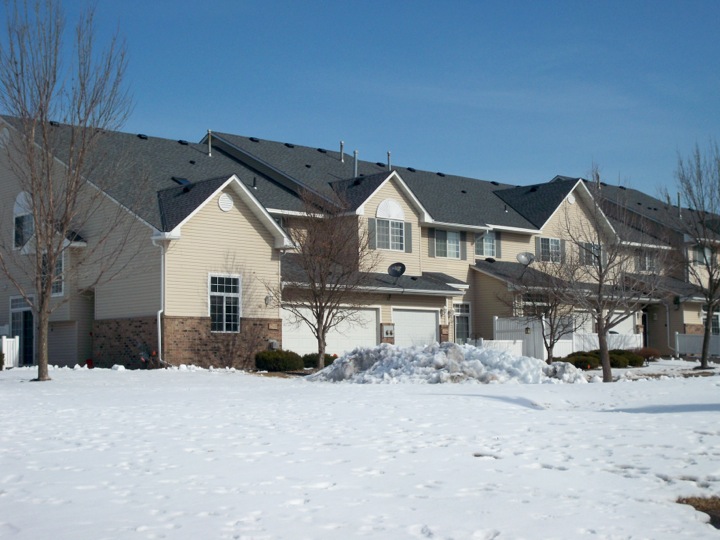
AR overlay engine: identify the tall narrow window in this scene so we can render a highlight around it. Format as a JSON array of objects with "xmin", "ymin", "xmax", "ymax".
[
  {"xmin": 580, "ymin": 242, "xmax": 600, "ymax": 266},
  {"xmin": 209, "ymin": 275, "xmax": 241, "ymax": 332},
  {"xmin": 13, "ymin": 192, "xmax": 33, "ymax": 249},
  {"xmin": 374, "ymin": 199, "xmax": 405, "ymax": 251},
  {"xmin": 42, "ymin": 253, "xmax": 64, "ymax": 296},
  {"xmin": 453, "ymin": 303, "xmax": 470, "ymax": 344}
]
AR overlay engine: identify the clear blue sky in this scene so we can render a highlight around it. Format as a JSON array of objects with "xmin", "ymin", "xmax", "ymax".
[{"xmin": 69, "ymin": 0, "xmax": 720, "ymax": 196}]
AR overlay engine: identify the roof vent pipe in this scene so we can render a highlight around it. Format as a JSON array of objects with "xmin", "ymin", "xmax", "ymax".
[
  {"xmin": 353, "ymin": 150, "xmax": 359, "ymax": 177},
  {"xmin": 207, "ymin": 129, "xmax": 212, "ymax": 157},
  {"xmin": 678, "ymin": 192, "xmax": 682, "ymax": 219},
  {"xmin": 387, "ymin": 151, "xmax": 391, "ymax": 170},
  {"xmin": 340, "ymin": 141, "xmax": 344, "ymax": 163}
]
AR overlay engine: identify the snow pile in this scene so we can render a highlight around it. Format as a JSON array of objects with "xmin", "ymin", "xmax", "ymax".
[{"xmin": 308, "ymin": 342, "xmax": 586, "ymax": 384}]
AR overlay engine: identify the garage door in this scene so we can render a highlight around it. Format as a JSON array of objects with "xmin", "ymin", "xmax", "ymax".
[
  {"xmin": 393, "ymin": 309, "xmax": 439, "ymax": 347},
  {"xmin": 281, "ymin": 307, "xmax": 379, "ymax": 355}
]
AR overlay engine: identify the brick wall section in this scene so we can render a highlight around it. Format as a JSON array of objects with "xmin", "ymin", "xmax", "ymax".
[
  {"xmin": 93, "ymin": 317, "xmax": 157, "ymax": 369},
  {"xmin": 163, "ymin": 316, "xmax": 282, "ymax": 369},
  {"xmin": 685, "ymin": 323, "xmax": 705, "ymax": 335}
]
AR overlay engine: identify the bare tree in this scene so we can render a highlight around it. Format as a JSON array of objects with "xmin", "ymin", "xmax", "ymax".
[
  {"xmin": 266, "ymin": 191, "xmax": 379, "ymax": 369},
  {"xmin": 663, "ymin": 142, "xmax": 720, "ymax": 369},
  {"xmin": 506, "ymin": 260, "xmax": 588, "ymax": 362},
  {"xmin": 560, "ymin": 171, "xmax": 670, "ymax": 381},
  {"xmin": 0, "ymin": 0, "xmax": 133, "ymax": 380}
]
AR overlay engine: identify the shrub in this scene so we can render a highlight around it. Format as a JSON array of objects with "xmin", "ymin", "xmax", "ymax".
[
  {"xmin": 633, "ymin": 347, "xmax": 661, "ymax": 362},
  {"xmin": 0, "ymin": 351, "xmax": 4, "ymax": 370},
  {"xmin": 301, "ymin": 353, "xmax": 337, "ymax": 368},
  {"xmin": 609, "ymin": 353, "xmax": 629, "ymax": 369},
  {"xmin": 567, "ymin": 355, "xmax": 600, "ymax": 370},
  {"xmin": 255, "ymin": 350, "xmax": 303, "ymax": 372}
]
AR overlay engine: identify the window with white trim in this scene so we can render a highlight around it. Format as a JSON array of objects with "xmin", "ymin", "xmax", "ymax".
[
  {"xmin": 375, "ymin": 198, "xmax": 405, "ymax": 251},
  {"xmin": 42, "ymin": 252, "xmax": 64, "ymax": 297},
  {"xmin": 453, "ymin": 303, "xmax": 470, "ymax": 344},
  {"xmin": 475, "ymin": 232, "xmax": 496, "ymax": 257},
  {"xmin": 702, "ymin": 305, "xmax": 720, "ymax": 335},
  {"xmin": 637, "ymin": 251, "xmax": 656, "ymax": 272},
  {"xmin": 13, "ymin": 192, "xmax": 33, "ymax": 249},
  {"xmin": 692, "ymin": 245, "xmax": 712, "ymax": 266},
  {"xmin": 436, "ymin": 230, "xmax": 460, "ymax": 259},
  {"xmin": 209, "ymin": 275, "xmax": 241, "ymax": 332},
  {"xmin": 580, "ymin": 242, "xmax": 600, "ymax": 266},
  {"xmin": 539, "ymin": 237, "xmax": 562, "ymax": 262}
]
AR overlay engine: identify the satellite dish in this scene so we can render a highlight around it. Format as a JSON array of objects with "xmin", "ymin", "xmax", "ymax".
[
  {"xmin": 516, "ymin": 252, "xmax": 535, "ymax": 266},
  {"xmin": 388, "ymin": 262, "xmax": 406, "ymax": 278}
]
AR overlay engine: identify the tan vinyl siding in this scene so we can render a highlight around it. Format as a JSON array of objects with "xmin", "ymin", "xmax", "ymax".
[
  {"xmin": 421, "ymin": 228, "xmax": 473, "ymax": 279},
  {"xmin": 471, "ymin": 271, "xmax": 514, "ymax": 339},
  {"xmin": 363, "ymin": 179, "xmax": 422, "ymax": 275},
  {"xmin": 47, "ymin": 320, "xmax": 76, "ymax": 367},
  {"xmin": 491, "ymin": 231, "xmax": 533, "ymax": 264},
  {"xmin": 164, "ymin": 188, "xmax": 280, "ymax": 319}
]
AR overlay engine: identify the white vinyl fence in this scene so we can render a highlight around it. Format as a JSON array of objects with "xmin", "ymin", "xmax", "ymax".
[
  {"xmin": 675, "ymin": 332, "xmax": 720, "ymax": 357},
  {"xmin": 2, "ymin": 335, "xmax": 20, "ymax": 369},
  {"xmin": 488, "ymin": 316, "xmax": 642, "ymax": 361}
]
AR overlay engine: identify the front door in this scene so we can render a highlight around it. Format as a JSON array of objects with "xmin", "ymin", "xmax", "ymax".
[{"xmin": 11, "ymin": 297, "xmax": 34, "ymax": 366}]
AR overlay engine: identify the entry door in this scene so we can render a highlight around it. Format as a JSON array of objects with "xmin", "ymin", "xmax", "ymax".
[{"xmin": 11, "ymin": 299, "xmax": 34, "ymax": 366}]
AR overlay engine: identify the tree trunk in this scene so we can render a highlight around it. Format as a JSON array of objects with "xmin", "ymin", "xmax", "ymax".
[
  {"xmin": 317, "ymin": 338, "xmax": 326, "ymax": 370},
  {"xmin": 597, "ymin": 319, "xmax": 612, "ymax": 382},
  {"xmin": 35, "ymin": 307, "xmax": 51, "ymax": 381},
  {"xmin": 700, "ymin": 308, "xmax": 712, "ymax": 369},
  {"xmin": 545, "ymin": 343, "xmax": 554, "ymax": 364}
]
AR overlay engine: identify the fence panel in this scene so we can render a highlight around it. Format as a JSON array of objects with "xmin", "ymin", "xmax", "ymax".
[
  {"xmin": 675, "ymin": 333, "xmax": 720, "ymax": 357},
  {"xmin": 2, "ymin": 336, "xmax": 20, "ymax": 369}
]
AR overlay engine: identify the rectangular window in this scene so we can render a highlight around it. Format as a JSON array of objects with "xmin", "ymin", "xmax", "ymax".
[
  {"xmin": 540, "ymin": 238, "xmax": 561, "ymax": 262},
  {"xmin": 376, "ymin": 219, "xmax": 404, "ymax": 251},
  {"xmin": 453, "ymin": 303, "xmax": 470, "ymax": 344},
  {"xmin": 702, "ymin": 305, "xmax": 720, "ymax": 335},
  {"xmin": 42, "ymin": 253, "xmax": 64, "ymax": 297},
  {"xmin": 637, "ymin": 252, "xmax": 656, "ymax": 272},
  {"xmin": 209, "ymin": 275, "xmax": 241, "ymax": 332},
  {"xmin": 14, "ymin": 214, "xmax": 33, "ymax": 248},
  {"xmin": 436, "ymin": 230, "xmax": 460, "ymax": 259},
  {"xmin": 693, "ymin": 245, "xmax": 712, "ymax": 266},
  {"xmin": 475, "ymin": 232, "xmax": 496, "ymax": 257},
  {"xmin": 580, "ymin": 242, "xmax": 600, "ymax": 266}
]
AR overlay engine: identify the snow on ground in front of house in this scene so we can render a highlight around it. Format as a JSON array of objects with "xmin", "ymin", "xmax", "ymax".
[{"xmin": 1, "ymin": 347, "xmax": 719, "ymax": 539}]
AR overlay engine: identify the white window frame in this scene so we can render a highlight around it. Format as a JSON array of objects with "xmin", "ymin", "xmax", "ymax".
[
  {"xmin": 693, "ymin": 245, "xmax": 712, "ymax": 266},
  {"xmin": 13, "ymin": 192, "xmax": 33, "ymax": 250},
  {"xmin": 580, "ymin": 242, "xmax": 600, "ymax": 266},
  {"xmin": 376, "ymin": 218, "xmax": 405, "ymax": 251},
  {"xmin": 208, "ymin": 274, "xmax": 241, "ymax": 333},
  {"xmin": 42, "ymin": 252, "xmax": 64, "ymax": 297},
  {"xmin": 637, "ymin": 252, "xmax": 656, "ymax": 272},
  {"xmin": 453, "ymin": 302, "xmax": 471, "ymax": 344},
  {"xmin": 540, "ymin": 237, "xmax": 561, "ymax": 263},
  {"xmin": 436, "ymin": 230, "xmax": 460, "ymax": 259},
  {"xmin": 475, "ymin": 232, "xmax": 496, "ymax": 257},
  {"xmin": 702, "ymin": 305, "xmax": 720, "ymax": 335}
]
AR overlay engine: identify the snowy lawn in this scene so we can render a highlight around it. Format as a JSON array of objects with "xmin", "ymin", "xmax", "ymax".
[{"xmin": 1, "ymin": 347, "xmax": 719, "ymax": 539}]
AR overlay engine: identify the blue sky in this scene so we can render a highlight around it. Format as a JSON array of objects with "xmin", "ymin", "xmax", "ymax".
[{"xmin": 66, "ymin": 1, "xmax": 720, "ymax": 196}]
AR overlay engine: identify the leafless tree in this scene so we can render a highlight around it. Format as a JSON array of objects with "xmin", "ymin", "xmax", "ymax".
[
  {"xmin": 266, "ymin": 191, "xmax": 379, "ymax": 369},
  {"xmin": 505, "ymin": 260, "xmax": 589, "ymax": 362},
  {"xmin": 662, "ymin": 142, "xmax": 720, "ymax": 369},
  {"xmin": 0, "ymin": 0, "xmax": 134, "ymax": 380},
  {"xmin": 560, "ymin": 169, "xmax": 670, "ymax": 381}
]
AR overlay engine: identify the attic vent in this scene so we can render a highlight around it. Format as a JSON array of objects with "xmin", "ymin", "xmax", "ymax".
[
  {"xmin": 178, "ymin": 139, "xmax": 189, "ymax": 145},
  {"xmin": 284, "ymin": 143, "xmax": 295, "ymax": 148},
  {"xmin": 376, "ymin": 162, "xmax": 385, "ymax": 167},
  {"xmin": 137, "ymin": 134, "xmax": 148, "ymax": 140},
  {"xmin": 172, "ymin": 176, "xmax": 191, "ymax": 186},
  {"xmin": 491, "ymin": 181, "xmax": 499, "ymax": 186},
  {"xmin": 529, "ymin": 186, "xmax": 538, "ymax": 192},
  {"xmin": 353, "ymin": 179, "xmax": 362, "ymax": 186},
  {"xmin": 619, "ymin": 186, "xmax": 626, "ymax": 190},
  {"xmin": 317, "ymin": 148, "xmax": 327, "ymax": 153},
  {"xmin": 305, "ymin": 164, "xmax": 311, "ymax": 168},
  {"xmin": 485, "ymin": 257, "xmax": 496, "ymax": 263},
  {"xmin": 189, "ymin": 160, "xmax": 196, "ymax": 165},
  {"xmin": 407, "ymin": 167, "xmax": 416, "ymax": 172},
  {"xmin": 600, "ymin": 182, "xmax": 607, "ymax": 186},
  {"xmin": 249, "ymin": 137, "xmax": 260, "ymax": 142},
  {"xmin": 49, "ymin": 120, "xmax": 59, "ymax": 126},
  {"xmin": 436, "ymin": 172, "xmax": 446, "ymax": 177},
  {"xmin": 461, "ymin": 190, "xmax": 467, "ymax": 194},
  {"xmin": 636, "ymin": 202, "xmax": 642, "ymax": 205}
]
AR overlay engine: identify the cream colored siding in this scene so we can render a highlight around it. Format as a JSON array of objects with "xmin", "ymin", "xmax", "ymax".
[
  {"xmin": 491, "ymin": 232, "xmax": 533, "ymax": 264},
  {"xmin": 421, "ymin": 228, "xmax": 474, "ymax": 279},
  {"xmin": 472, "ymin": 271, "xmax": 514, "ymax": 339},
  {"xmin": 164, "ymin": 188, "xmax": 280, "ymax": 319},
  {"xmin": 47, "ymin": 321, "xmax": 76, "ymax": 367},
  {"xmin": 363, "ymin": 179, "xmax": 422, "ymax": 275}
]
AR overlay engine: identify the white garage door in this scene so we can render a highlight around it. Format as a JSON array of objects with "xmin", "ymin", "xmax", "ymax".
[
  {"xmin": 393, "ymin": 309, "xmax": 439, "ymax": 347},
  {"xmin": 281, "ymin": 307, "xmax": 379, "ymax": 356}
]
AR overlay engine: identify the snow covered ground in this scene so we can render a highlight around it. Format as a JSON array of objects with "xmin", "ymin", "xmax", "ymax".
[{"xmin": 1, "ymin": 344, "xmax": 719, "ymax": 539}]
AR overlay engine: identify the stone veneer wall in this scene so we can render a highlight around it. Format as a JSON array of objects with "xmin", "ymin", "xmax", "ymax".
[
  {"xmin": 163, "ymin": 316, "xmax": 282, "ymax": 369},
  {"xmin": 93, "ymin": 317, "xmax": 158, "ymax": 369}
]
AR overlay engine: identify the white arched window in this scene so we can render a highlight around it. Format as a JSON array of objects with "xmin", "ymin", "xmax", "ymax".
[
  {"xmin": 375, "ymin": 199, "xmax": 405, "ymax": 251},
  {"xmin": 13, "ymin": 192, "xmax": 33, "ymax": 249}
]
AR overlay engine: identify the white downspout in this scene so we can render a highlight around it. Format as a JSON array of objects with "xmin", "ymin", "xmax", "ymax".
[{"xmin": 152, "ymin": 238, "xmax": 166, "ymax": 363}]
